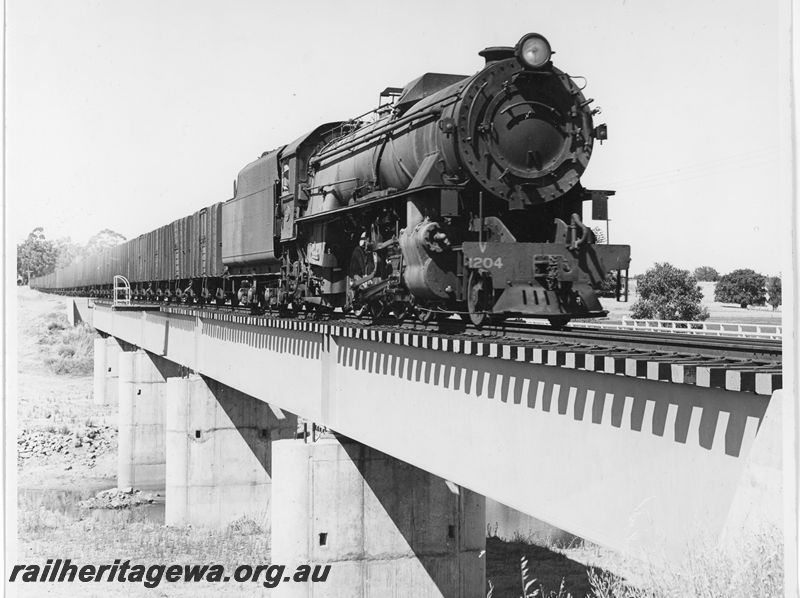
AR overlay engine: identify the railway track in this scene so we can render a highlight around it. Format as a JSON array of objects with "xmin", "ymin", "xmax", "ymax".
[{"xmin": 96, "ymin": 299, "xmax": 782, "ymax": 369}]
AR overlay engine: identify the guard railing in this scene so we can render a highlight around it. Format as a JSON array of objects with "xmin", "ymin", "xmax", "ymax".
[{"xmin": 571, "ymin": 318, "xmax": 782, "ymax": 340}]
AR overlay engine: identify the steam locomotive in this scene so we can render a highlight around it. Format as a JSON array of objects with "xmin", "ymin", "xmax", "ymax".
[{"xmin": 31, "ymin": 33, "xmax": 630, "ymax": 327}]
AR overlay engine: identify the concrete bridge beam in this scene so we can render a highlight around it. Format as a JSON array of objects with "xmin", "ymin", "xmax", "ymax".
[
  {"xmin": 272, "ymin": 437, "xmax": 486, "ymax": 598},
  {"xmin": 165, "ymin": 374, "xmax": 297, "ymax": 528},
  {"xmin": 117, "ymin": 350, "xmax": 182, "ymax": 490}
]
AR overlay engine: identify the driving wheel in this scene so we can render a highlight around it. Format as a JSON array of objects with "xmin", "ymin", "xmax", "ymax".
[{"xmin": 466, "ymin": 270, "xmax": 493, "ymax": 327}]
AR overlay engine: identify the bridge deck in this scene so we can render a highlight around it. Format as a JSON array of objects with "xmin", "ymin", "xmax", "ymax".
[{"xmin": 89, "ymin": 301, "xmax": 781, "ymax": 560}]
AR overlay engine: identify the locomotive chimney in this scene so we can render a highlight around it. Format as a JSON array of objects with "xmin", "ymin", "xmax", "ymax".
[{"xmin": 478, "ymin": 46, "xmax": 514, "ymax": 65}]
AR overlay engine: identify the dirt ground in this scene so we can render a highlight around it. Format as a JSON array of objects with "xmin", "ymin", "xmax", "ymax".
[{"xmin": 15, "ymin": 289, "xmax": 117, "ymax": 491}]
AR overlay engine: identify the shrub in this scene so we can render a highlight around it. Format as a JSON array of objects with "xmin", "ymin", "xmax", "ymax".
[
  {"xmin": 37, "ymin": 313, "xmax": 96, "ymax": 375},
  {"xmin": 630, "ymin": 263, "xmax": 708, "ymax": 321},
  {"xmin": 714, "ymin": 269, "xmax": 767, "ymax": 308},
  {"xmin": 57, "ymin": 344, "xmax": 76, "ymax": 357}
]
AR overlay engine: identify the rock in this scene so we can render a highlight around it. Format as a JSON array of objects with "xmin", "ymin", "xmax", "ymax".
[
  {"xmin": 64, "ymin": 465, "xmax": 72, "ymax": 471},
  {"xmin": 81, "ymin": 486, "xmax": 158, "ymax": 510}
]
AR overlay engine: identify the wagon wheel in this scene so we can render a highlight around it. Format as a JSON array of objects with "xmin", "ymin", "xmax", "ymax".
[
  {"xmin": 262, "ymin": 289, "xmax": 276, "ymax": 315},
  {"xmin": 199, "ymin": 287, "xmax": 211, "ymax": 305},
  {"xmin": 214, "ymin": 288, "xmax": 226, "ymax": 306},
  {"xmin": 466, "ymin": 270, "xmax": 493, "ymax": 328}
]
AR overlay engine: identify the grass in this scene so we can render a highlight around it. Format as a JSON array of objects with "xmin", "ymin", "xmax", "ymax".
[
  {"xmin": 631, "ymin": 526, "xmax": 784, "ymax": 598},
  {"xmin": 18, "ymin": 488, "xmax": 270, "ymax": 565},
  {"xmin": 36, "ymin": 311, "xmax": 96, "ymax": 375},
  {"xmin": 487, "ymin": 525, "xmax": 783, "ymax": 598}
]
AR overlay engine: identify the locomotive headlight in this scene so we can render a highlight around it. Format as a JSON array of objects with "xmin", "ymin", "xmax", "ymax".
[{"xmin": 516, "ymin": 33, "xmax": 552, "ymax": 68}]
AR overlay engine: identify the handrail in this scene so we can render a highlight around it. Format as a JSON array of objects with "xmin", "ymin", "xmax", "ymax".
[{"xmin": 113, "ymin": 275, "xmax": 131, "ymax": 307}]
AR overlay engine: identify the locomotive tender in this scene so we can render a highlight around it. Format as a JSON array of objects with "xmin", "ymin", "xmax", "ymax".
[{"xmin": 31, "ymin": 33, "xmax": 630, "ymax": 327}]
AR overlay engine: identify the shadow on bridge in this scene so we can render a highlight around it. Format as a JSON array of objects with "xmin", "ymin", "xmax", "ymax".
[
  {"xmin": 201, "ymin": 321, "xmax": 322, "ymax": 359},
  {"xmin": 336, "ymin": 434, "xmax": 619, "ymax": 597},
  {"xmin": 339, "ymin": 435, "xmax": 483, "ymax": 596},
  {"xmin": 337, "ymin": 340, "xmax": 769, "ymax": 458},
  {"xmin": 197, "ymin": 375, "xmax": 298, "ymax": 479}
]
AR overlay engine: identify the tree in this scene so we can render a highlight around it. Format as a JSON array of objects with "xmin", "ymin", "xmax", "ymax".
[
  {"xmin": 17, "ymin": 227, "xmax": 128, "ymax": 281},
  {"xmin": 630, "ymin": 262, "xmax": 708, "ymax": 321},
  {"xmin": 693, "ymin": 266, "xmax": 720, "ymax": 282},
  {"xmin": 54, "ymin": 237, "xmax": 82, "ymax": 269},
  {"xmin": 85, "ymin": 229, "xmax": 127, "ymax": 255},
  {"xmin": 767, "ymin": 276, "xmax": 781, "ymax": 310},
  {"xmin": 17, "ymin": 228, "xmax": 58, "ymax": 280},
  {"xmin": 714, "ymin": 269, "xmax": 767, "ymax": 308}
]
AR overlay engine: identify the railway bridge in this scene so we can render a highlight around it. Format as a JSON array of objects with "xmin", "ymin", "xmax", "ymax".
[{"xmin": 69, "ymin": 297, "xmax": 783, "ymax": 597}]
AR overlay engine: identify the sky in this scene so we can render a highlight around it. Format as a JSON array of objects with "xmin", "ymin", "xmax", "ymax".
[{"xmin": 5, "ymin": 0, "xmax": 791, "ymax": 276}]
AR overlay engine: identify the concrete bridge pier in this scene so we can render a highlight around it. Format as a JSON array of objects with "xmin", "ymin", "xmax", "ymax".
[
  {"xmin": 165, "ymin": 374, "xmax": 297, "ymax": 528},
  {"xmin": 117, "ymin": 349, "xmax": 182, "ymax": 490},
  {"xmin": 272, "ymin": 437, "xmax": 486, "ymax": 598},
  {"xmin": 93, "ymin": 336, "xmax": 132, "ymax": 406}
]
